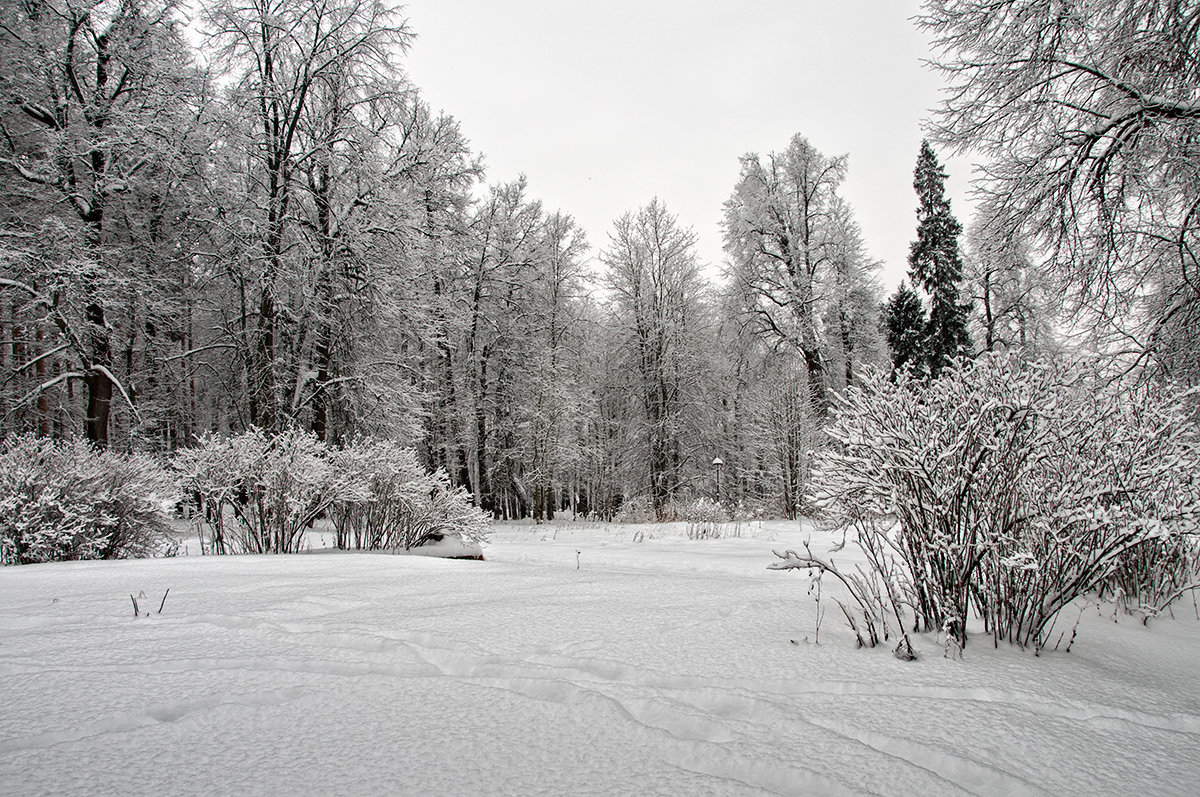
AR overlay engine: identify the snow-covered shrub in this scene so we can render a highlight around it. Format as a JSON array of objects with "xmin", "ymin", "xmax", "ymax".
[
  {"xmin": 770, "ymin": 536, "xmax": 915, "ymax": 653},
  {"xmin": 176, "ymin": 430, "xmax": 489, "ymax": 556},
  {"xmin": 671, "ymin": 497, "xmax": 729, "ymax": 540},
  {"xmin": 329, "ymin": 437, "xmax": 490, "ymax": 551},
  {"xmin": 420, "ymin": 470, "xmax": 491, "ymax": 548},
  {"xmin": 614, "ymin": 496, "xmax": 657, "ymax": 524},
  {"xmin": 614, "ymin": 496, "xmax": 733, "ymax": 538},
  {"xmin": 172, "ymin": 434, "xmax": 239, "ymax": 554},
  {"xmin": 329, "ymin": 438, "xmax": 427, "ymax": 550},
  {"xmin": 175, "ymin": 428, "xmax": 363, "ymax": 554},
  {"xmin": 810, "ymin": 355, "xmax": 1200, "ymax": 650},
  {"xmin": 0, "ymin": 435, "xmax": 172, "ymax": 564},
  {"xmin": 1105, "ymin": 537, "xmax": 1200, "ymax": 617}
]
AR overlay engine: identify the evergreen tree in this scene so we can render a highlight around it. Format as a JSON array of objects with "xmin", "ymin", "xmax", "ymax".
[
  {"xmin": 908, "ymin": 140, "xmax": 970, "ymax": 375},
  {"xmin": 882, "ymin": 281, "xmax": 927, "ymax": 375}
]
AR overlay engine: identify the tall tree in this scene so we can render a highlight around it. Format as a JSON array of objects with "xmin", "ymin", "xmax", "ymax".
[
  {"xmin": 454, "ymin": 178, "xmax": 546, "ymax": 512},
  {"xmin": 204, "ymin": 0, "xmax": 412, "ymax": 431},
  {"xmin": 521, "ymin": 211, "xmax": 589, "ymax": 520},
  {"xmin": 399, "ymin": 100, "xmax": 482, "ymax": 479},
  {"xmin": 604, "ymin": 198, "xmax": 711, "ymax": 519},
  {"xmin": 966, "ymin": 198, "xmax": 1056, "ymax": 358},
  {"xmin": 823, "ymin": 198, "xmax": 885, "ymax": 391},
  {"xmin": 920, "ymin": 0, "xmax": 1200, "ymax": 381},
  {"xmin": 0, "ymin": 0, "xmax": 202, "ymax": 447},
  {"xmin": 908, "ymin": 140, "xmax": 970, "ymax": 375},
  {"xmin": 724, "ymin": 134, "xmax": 848, "ymax": 417}
]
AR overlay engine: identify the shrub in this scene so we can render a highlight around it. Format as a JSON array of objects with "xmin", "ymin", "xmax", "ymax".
[
  {"xmin": 614, "ymin": 496, "xmax": 657, "ymax": 524},
  {"xmin": 0, "ymin": 435, "xmax": 172, "ymax": 564},
  {"xmin": 330, "ymin": 437, "xmax": 490, "ymax": 551},
  {"xmin": 176, "ymin": 428, "xmax": 363, "ymax": 554},
  {"xmin": 175, "ymin": 430, "xmax": 489, "ymax": 555},
  {"xmin": 671, "ymin": 497, "xmax": 729, "ymax": 540},
  {"xmin": 808, "ymin": 355, "xmax": 1200, "ymax": 650},
  {"xmin": 1105, "ymin": 537, "xmax": 1200, "ymax": 616}
]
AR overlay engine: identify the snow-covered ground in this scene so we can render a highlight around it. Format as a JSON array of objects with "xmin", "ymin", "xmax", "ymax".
[{"xmin": 2, "ymin": 520, "xmax": 1199, "ymax": 796}]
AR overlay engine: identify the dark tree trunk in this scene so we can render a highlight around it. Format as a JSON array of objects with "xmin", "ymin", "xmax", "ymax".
[
  {"xmin": 83, "ymin": 300, "xmax": 113, "ymax": 449},
  {"xmin": 254, "ymin": 286, "xmax": 277, "ymax": 431}
]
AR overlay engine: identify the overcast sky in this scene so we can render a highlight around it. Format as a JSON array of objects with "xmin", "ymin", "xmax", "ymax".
[{"xmin": 401, "ymin": 0, "xmax": 973, "ymax": 290}]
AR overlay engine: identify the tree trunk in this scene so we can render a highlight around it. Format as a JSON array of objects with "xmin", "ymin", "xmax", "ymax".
[{"xmin": 83, "ymin": 300, "xmax": 113, "ymax": 449}]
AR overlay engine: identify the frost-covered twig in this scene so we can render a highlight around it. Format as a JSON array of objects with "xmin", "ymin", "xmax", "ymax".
[{"xmin": 770, "ymin": 543, "xmax": 904, "ymax": 649}]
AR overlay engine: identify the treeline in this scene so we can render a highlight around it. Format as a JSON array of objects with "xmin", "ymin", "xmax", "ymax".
[
  {"xmin": 0, "ymin": 0, "xmax": 910, "ymax": 521},
  {"xmin": 4, "ymin": 0, "xmax": 1093, "ymax": 524}
]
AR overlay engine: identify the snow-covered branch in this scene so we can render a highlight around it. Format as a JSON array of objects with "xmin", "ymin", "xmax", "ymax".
[{"xmin": 808, "ymin": 354, "xmax": 1200, "ymax": 650}]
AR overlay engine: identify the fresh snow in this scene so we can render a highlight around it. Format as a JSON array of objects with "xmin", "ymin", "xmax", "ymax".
[{"xmin": 2, "ymin": 520, "xmax": 1199, "ymax": 795}]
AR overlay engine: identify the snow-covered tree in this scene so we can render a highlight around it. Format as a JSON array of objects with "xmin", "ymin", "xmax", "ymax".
[
  {"xmin": 519, "ymin": 211, "xmax": 591, "ymax": 520},
  {"xmin": 452, "ymin": 178, "xmax": 548, "ymax": 513},
  {"xmin": 0, "ymin": 0, "xmax": 205, "ymax": 447},
  {"xmin": 822, "ymin": 198, "xmax": 887, "ymax": 392},
  {"xmin": 723, "ymin": 134, "xmax": 848, "ymax": 418},
  {"xmin": 966, "ymin": 199, "xmax": 1057, "ymax": 358},
  {"xmin": 203, "ymin": 0, "xmax": 413, "ymax": 431},
  {"xmin": 920, "ymin": 0, "xmax": 1200, "ymax": 382},
  {"xmin": 603, "ymin": 199, "xmax": 713, "ymax": 519}
]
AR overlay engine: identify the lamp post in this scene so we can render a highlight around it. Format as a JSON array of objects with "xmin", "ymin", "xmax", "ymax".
[{"xmin": 711, "ymin": 457, "xmax": 724, "ymax": 502}]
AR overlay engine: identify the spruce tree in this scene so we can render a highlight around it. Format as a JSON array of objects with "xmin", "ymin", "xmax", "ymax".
[
  {"xmin": 882, "ymin": 281, "xmax": 927, "ymax": 375},
  {"xmin": 908, "ymin": 140, "xmax": 971, "ymax": 376}
]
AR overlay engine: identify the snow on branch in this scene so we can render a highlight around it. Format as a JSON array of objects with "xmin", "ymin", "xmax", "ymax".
[{"xmin": 804, "ymin": 354, "xmax": 1200, "ymax": 651}]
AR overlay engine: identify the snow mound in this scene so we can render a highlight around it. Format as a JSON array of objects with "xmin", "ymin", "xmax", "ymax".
[{"xmin": 402, "ymin": 534, "xmax": 484, "ymax": 560}]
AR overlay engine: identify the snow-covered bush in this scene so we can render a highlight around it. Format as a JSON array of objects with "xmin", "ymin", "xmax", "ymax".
[
  {"xmin": 329, "ymin": 437, "xmax": 490, "ymax": 551},
  {"xmin": 171, "ymin": 434, "xmax": 239, "ymax": 554},
  {"xmin": 810, "ymin": 355, "xmax": 1200, "ymax": 650},
  {"xmin": 770, "ymin": 536, "xmax": 915, "ymax": 654},
  {"xmin": 0, "ymin": 435, "xmax": 172, "ymax": 564},
  {"xmin": 672, "ymin": 497, "xmax": 729, "ymax": 540},
  {"xmin": 175, "ymin": 428, "xmax": 363, "ymax": 554},
  {"xmin": 615, "ymin": 496, "xmax": 733, "ymax": 538},
  {"xmin": 175, "ymin": 430, "xmax": 489, "ymax": 555},
  {"xmin": 614, "ymin": 496, "xmax": 657, "ymax": 524},
  {"xmin": 1105, "ymin": 537, "xmax": 1200, "ymax": 617}
]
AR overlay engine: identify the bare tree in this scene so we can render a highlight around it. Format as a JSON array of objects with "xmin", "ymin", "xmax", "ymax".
[
  {"xmin": 204, "ymin": 0, "xmax": 412, "ymax": 430},
  {"xmin": 603, "ymin": 199, "xmax": 711, "ymax": 519},
  {"xmin": 966, "ymin": 198, "xmax": 1057, "ymax": 358},
  {"xmin": 0, "ymin": 0, "xmax": 201, "ymax": 447},
  {"xmin": 724, "ymin": 134, "xmax": 848, "ymax": 418},
  {"xmin": 921, "ymin": 0, "xmax": 1200, "ymax": 380}
]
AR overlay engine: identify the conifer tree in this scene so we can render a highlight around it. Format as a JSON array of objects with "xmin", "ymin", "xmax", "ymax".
[
  {"xmin": 882, "ymin": 281, "xmax": 927, "ymax": 375},
  {"xmin": 908, "ymin": 140, "xmax": 970, "ymax": 375}
]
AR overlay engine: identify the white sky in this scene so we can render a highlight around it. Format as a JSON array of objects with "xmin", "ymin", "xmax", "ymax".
[{"xmin": 401, "ymin": 0, "xmax": 974, "ymax": 290}]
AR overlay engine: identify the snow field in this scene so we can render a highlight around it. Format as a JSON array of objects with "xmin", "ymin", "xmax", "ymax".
[{"xmin": 1, "ymin": 520, "xmax": 1199, "ymax": 795}]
